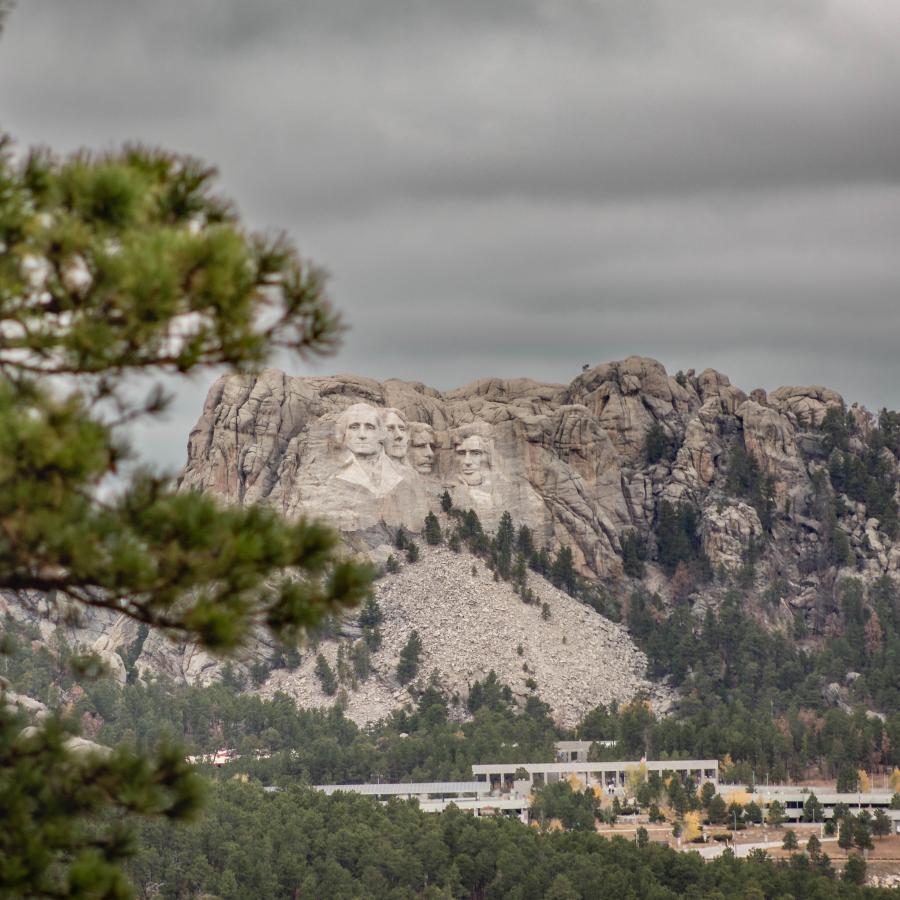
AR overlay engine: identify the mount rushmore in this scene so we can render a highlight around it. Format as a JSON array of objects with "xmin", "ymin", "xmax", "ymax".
[
  {"xmin": 180, "ymin": 353, "xmax": 883, "ymax": 597},
  {"xmin": 11, "ymin": 354, "xmax": 895, "ymax": 720}
]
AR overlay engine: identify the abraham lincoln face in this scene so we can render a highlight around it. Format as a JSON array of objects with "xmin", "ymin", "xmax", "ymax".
[{"xmin": 456, "ymin": 434, "xmax": 489, "ymax": 485}]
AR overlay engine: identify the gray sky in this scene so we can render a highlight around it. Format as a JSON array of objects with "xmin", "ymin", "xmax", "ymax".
[{"xmin": 2, "ymin": 1, "xmax": 899, "ymax": 471}]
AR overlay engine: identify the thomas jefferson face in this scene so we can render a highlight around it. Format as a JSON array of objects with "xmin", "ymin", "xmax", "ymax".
[
  {"xmin": 456, "ymin": 435, "xmax": 489, "ymax": 485},
  {"xmin": 340, "ymin": 404, "xmax": 383, "ymax": 457},
  {"xmin": 383, "ymin": 410, "xmax": 409, "ymax": 459},
  {"xmin": 409, "ymin": 426, "xmax": 435, "ymax": 474}
]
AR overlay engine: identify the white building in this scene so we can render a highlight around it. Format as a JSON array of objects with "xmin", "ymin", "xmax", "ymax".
[{"xmin": 472, "ymin": 758, "xmax": 718, "ymax": 795}]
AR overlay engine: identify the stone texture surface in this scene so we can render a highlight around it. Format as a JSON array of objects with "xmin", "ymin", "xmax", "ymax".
[
  {"xmin": 259, "ymin": 546, "xmax": 668, "ymax": 728},
  {"xmin": 701, "ymin": 502, "xmax": 763, "ymax": 573},
  {"xmin": 177, "ymin": 356, "xmax": 896, "ymax": 589}
]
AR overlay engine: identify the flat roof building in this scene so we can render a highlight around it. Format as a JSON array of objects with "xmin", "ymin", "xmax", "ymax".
[
  {"xmin": 315, "ymin": 781, "xmax": 488, "ymax": 800},
  {"xmin": 553, "ymin": 740, "xmax": 616, "ymax": 762},
  {"xmin": 739, "ymin": 785, "xmax": 900, "ymax": 828},
  {"xmin": 312, "ymin": 781, "xmax": 527, "ymax": 821},
  {"xmin": 472, "ymin": 758, "xmax": 718, "ymax": 795}
]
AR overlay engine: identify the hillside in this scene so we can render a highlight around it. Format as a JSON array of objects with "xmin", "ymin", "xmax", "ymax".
[{"xmin": 260, "ymin": 544, "xmax": 667, "ymax": 728}]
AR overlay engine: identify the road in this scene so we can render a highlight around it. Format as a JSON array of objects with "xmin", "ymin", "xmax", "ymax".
[{"xmin": 690, "ymin": 837, "xmax": 838, "ymax": 859}]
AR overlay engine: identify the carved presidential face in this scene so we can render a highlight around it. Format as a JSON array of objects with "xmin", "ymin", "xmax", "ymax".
[
  {"xmin": 383, "ymin": 410, "xmax": 409, "ymax": 459},
  {"xmin": 339, "ymin": 404, "xmax": 383, "ymax": 457},
  {"xmin": 456, "ymin": 435, "xmax": 489, "ymax": 485},
  {"xmin": 409, "ymin": 426, "xmax": 435, "ymax": 474}
]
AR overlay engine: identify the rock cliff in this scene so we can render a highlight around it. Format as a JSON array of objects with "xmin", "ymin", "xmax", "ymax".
[
  {"xmin": 9, "ymin": 355, "xmax": 899, "ymax": 724},
  {"xmin": 180, "ymin": 356, "xmax": 900, "ymax": 618}
]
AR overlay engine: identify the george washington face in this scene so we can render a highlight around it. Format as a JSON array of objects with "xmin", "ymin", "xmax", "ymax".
[{"xmin": 337, "ymin": 404, "xmax": 384, "ymax": 457}]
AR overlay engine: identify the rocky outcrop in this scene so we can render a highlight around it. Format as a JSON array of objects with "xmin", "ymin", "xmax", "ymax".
[
  {"xmin": 767, "ymin": 385, "xmax": 844, "ymax": 429},
  {"xmin": 1, "ymin": 681, "xmax": 109, "ymax": 758},
  {"xmin": 701, "ymin": 502, "xmax": 762, "ymax": 574},
  {"xmin": 180, "ymin": 357, "xmax": 709, "ymax": 576},
  {"xmin": 563, "ymin": 357, "xmax": 695, "ymax": 465},
  {"xmin": 180, "ymin": 354, "xmax": 900, "ymax": 616}
]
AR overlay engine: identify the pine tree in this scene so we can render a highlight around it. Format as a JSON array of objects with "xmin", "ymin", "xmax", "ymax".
[
  {"xmin": 440, "ymin": 490, "xmax": 453, "ymax": 513},
  {"xmin": 315, "ymin": 654, "xmax": 338, "ymax": 696},
  {"xmin": 397, "ymin": 631, "xmax": 423, "ymax": 684},
  {"xmin": 838, "ymin": 816, "xmax": 854, "ymax": 850},
  {"xmin": 461, "ymin": 509, "xmax": 488, "ymax": 553},
  {"xmin": 836, "ymin": 766, "xmax": 859, "ymax": 792},
  {"xmin": 802, "ymin": 792, "xmax": 823, "ymax": 823},
  {"xmin": 766, "ymin": 800, "xmax": 786, "ymax": 826},
  {"xmin": 496, "ymin": 511, "xmax": 515, "ymax": 555},
  {"xmin": 707, "ymin": 794, "xmax": 728, "ymax": 824},
  {"xmin": 644, "ymin": 421, "xmax": 674, "ymax": 464},
  {"xmin": 873, "ymin": 809, "xmax": 892, "ymax": 839},
  {"xmin": 550, "ymin": 546, "xmax": 577, "ymax": 595},
  {"xmin": 423, "ymin": 511, "xmax": 442, "ymax": 545},
  {"xmin": 530, "ymin": 547, "xmax": 551, "ymax": 574},
  {"xmin": 853, "ymin": 821, "xmax": 874, "ymax": 852},
  {"xmin": 621, "ymin": 530, "xmax": 646, "ymax": 578},
  {"xmin": 0, "ymin": 133, "xmax": 372, "ymax": 893},
  {"xmin": 358, "ymin": 595, "xmax": 384, "ymax": 629},
  {"xmin": 495, "ymin": 511, "xmax": 515, "ymax": 580},
  {"xmin": 843, "ymin": 853, "xmax": 866, "ymax": 885},
  {"xmin": 363, "ymin": 626, "xmax": 382, "ymax": 652},
  {"xmin": 351, "ymin": 641, "xmax": 371, "ymax": 682},
  {"xmin": 655, "ymin": 501, "xmax": 703, "ymax": 575},
  {"xmin": 516, "ymin": 524, "xmax": 535, "ymax": 559}
]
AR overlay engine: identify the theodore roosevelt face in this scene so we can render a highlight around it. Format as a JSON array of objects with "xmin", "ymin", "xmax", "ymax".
[
  {"xmin": 383, "ymin": 409, "xmax": 409, "ymax": 460},
  {"xmin": 409, "ymin": 424, "xmax": 436, "ymax": 474},
  {"xmin": 338, "ymin": 404, "xmax": 383, "ymax": 457},
  {"xmin": 456, "ymin": 435, "xmax": 489, "ymax": 485}
]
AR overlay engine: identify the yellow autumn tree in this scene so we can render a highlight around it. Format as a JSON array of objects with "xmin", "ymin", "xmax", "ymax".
[
  {"xmin": 625, "ymin": 763, "xmax": 648, "ymax": 799},
  {"xmin": 858, "ymin": 770, "xmax": 871, "ymax": 793},
  {"xmin": 720, "ymin": 753, "xmax": 735, "ymax": 781},
  {"xmin": 683, "ymin": 810, "xmax": 702, "ymax": 842},
  {"xmin": 567, "ymin": 773, "xmax": 584, "ymax": 792},
  {"xmin": 889, "ymin": 768, "xmax": 900, "ymax": 792}
]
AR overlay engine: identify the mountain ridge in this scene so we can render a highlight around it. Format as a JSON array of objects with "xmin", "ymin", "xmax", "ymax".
[{"xmin": 8, "ymin": 354, "xmax": 898, "ymax": 725}]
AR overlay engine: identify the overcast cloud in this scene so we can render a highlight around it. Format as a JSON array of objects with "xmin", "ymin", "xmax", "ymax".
[{"xmin": 2, "ymin": 1, "xmax": 899, "ymax": 470}]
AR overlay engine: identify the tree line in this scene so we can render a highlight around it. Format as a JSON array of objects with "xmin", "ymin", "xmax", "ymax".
[{"xmin": 127, "ymin": 780, "xmax": 896, "ymax": 899}]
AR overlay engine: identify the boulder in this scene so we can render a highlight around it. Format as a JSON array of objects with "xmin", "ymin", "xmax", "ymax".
[{"xmin": 701, "ymin": 502, "xmax": 763, "ymax": 573}]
